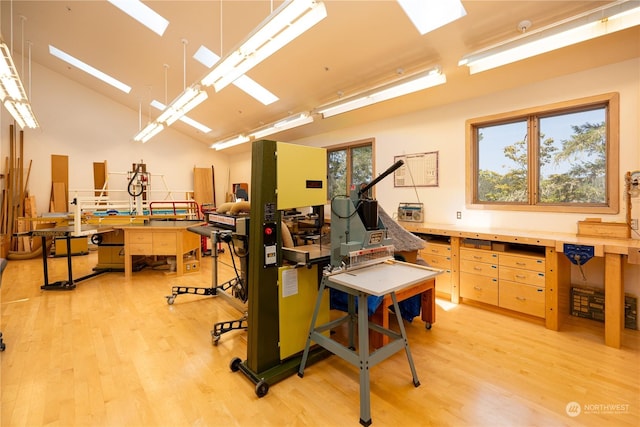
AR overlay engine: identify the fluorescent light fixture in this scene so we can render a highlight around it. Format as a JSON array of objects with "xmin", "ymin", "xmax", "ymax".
[
  {"xmin": 316, "ymin": 67, "xmax": 446, "ymax": 118},
  {"xmin": 0, "ymin": 40, "xmax": 39, "ymax": 128},
  {"xmin": 201, "ymin": 0, "xmax": 327, "ymax": 91},
  {"xmin": 49, "ymin": 45, "xmax": 131, "ymax": 93},
  {"xmin": 151, "ymin": 100, "xmax": 212, "ymax": 133},
  {"xmin": 249, "ymin": 112, "xmax": 313, "ymax": 139},
  {"xmin": 155, "ymin": 85, "xmax": 208, "ymax": 126},
  {"xmin": 397, "ymin": 0, "xmax": 466, "ymax": 35},
  {"xmin": 133, "ymin": 121, "xmax": 164, "ymax": 143},
  {"xmin": 194, "ymin": 45, "xmax": 278, "ymax": 105},
  {"xmin": 212, "ymin": 135, "xmax": 250, "ymax": 150},
  {"xmin": 458, "ymin": 0, "xmax": 640, "ymax": 74},
  {"xmin": 107, "ymin": 0, "xmax": 169, "ymax": 36}
]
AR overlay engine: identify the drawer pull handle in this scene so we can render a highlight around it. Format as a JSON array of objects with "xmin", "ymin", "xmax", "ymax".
[
  {"xmin": 516, "ymin": 296, "xmax": 527, "ymax": 301},
  {"xmin": 473, "ymin": 256, "xmax": 482, "ymax": 259},
  {"xmin": 515, "ymin": 274, "xmax": 526, "ymax": 279},
  {"xmin": 516, "ymin": 262, "xmax": 526, "ymax": 266},
  {"xmin": 473, "ymin": 286, "xmax": 482, "ymax": 291},
  {"xmin": 474, "ymin": 266, "xmax": 482, "ymax": 271}
]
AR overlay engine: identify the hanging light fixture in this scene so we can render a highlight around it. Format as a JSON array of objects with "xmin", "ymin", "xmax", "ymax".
[
  {"xmin": 315, "ymin": 67, "xmax": 446, "ymax": 118},
  {"xmin": 248, "ymin": 112, "xmax": 313, "ymax": 140},
  {"xmin": 458, "ymin": 0, "xmax": 640, "ymax": 74},
  {"xmin": 0, "ymin": 38, "xmax": 38, "ymax": 129},
  {"xmin": 201, "ymin": 0, "xmax": 327, "ymax": 91},
  {"xmin": 211, "ymin": 134, "xmax": 250, "ymax": 150}
]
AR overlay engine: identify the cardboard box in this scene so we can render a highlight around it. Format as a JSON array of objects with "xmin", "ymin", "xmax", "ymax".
[{"xmin": 571, "ymin": 286, "xmax": 638, "ymax": 330}]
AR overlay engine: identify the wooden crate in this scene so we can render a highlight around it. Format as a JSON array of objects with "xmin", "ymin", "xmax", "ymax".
[{"xmin": 577, "ymin": 219, "xmax": 629, "ymax": 238}]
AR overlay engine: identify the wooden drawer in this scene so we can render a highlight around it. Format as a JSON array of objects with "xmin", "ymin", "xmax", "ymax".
[
  {"xmin": 499, "ymin": 281, "xmax": 545, "ymax": 318},
  {"xmin": 128, "ymin": 243, "xmax": 152, "ymax": 254},
  {"xmin": 499, "ymin": 253, "xmax": 545, "ymax": 272},
  {"xmin": 460, "ymin": 272, "xmax": 498, "ymax": 305},
  {"xmin": 153, "ymin": 233, "xmax": 177, "ymax": 255},
  {"xmin": 435, "ymin": 270, "xmax": 452, "ymax": 295},
  {"xmin": 423, "ymin": 242, "xmax": 451, "ymax": 257},
  {"xmin": 460, "ymin": 248, "xmax": 498, "ymax": 264},
  {"xmin": 460, "ymin": 259, "xmax": 498, "ymax": 278},
  {"xmin": 128, "ymin": 231, "xmax": 152, "ymax": 244},
  {"xmin": 500, "ymin": 266, "xmax": 545, "ymax": 287},
  {"xmin": 422, "ymin": 253, "xmax": 451, "ymax": 269}
]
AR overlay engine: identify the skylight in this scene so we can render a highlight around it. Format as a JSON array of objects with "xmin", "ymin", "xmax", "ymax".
[
  {"xmin": 107, "ymin": 0, "xmax": 169, "ymax": 36},
  {"xmin": 397, "ymin": 0, "xmax": 466, "ymax": 35},
  {"xmin": 150, "ymin": 99, "xmax": 212, "ymax": 134},
  {"xmin": 49, "ymin": 45, "xmax": 131, "ymax": 94},
  {"xmin": 194, "ymin": 45, "xmax": 278, "ymax": 106}
]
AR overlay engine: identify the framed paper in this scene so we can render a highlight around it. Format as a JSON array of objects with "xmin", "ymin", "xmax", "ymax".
[{"xmin": 394, "ymin": 151, "xmax": 439, "ymax": 187}]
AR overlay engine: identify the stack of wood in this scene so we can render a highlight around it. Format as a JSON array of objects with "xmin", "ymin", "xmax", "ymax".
[{"xmin": 0, "ymin": 125, "xmax": 35, "ymax": 258}]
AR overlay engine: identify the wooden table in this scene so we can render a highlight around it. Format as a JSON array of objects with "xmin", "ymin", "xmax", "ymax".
[{"xmin": 115, "ymin": 220, "xmax": 204, "ymax": 279}]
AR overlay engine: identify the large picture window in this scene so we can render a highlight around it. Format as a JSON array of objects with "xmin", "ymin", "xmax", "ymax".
[
  {"xmin": 327, "ymin": 139, "xmax": 374, "ymax": 200},
  {"xmin": 467, "ymin": 93, "xmax": 619, "ymax": 213}
]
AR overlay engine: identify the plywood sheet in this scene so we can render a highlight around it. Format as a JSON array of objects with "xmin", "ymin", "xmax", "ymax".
[
  {"xmin": 93, "ymin": 161, "xmax": 108, "ymax": 198},
  {"xmin": 193, "ymin": 167, "xmax": 214, "ymax": 207},
  {"xmin": 51, "ymin": 182, "xmax": 67, "ymax": 213},
  {"xmin": 51, "ymin": 155, "xmax": 68, "ymax": 210}
]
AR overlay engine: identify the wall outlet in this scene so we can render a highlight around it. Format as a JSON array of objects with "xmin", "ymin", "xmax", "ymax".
[{"xmin": 456, "ymin": 211, "xmax": 462, "ymax": 219}]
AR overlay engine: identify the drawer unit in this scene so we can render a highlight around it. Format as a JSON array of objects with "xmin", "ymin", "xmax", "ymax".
[
  {"xmin": 499, "ymin": 253, "xmax": 545, "ymax": 272},
  {"xmin": 498, "ymin": 252, "xmax": 546, "ymax": 317},
  {"xmin": 460, "ymin": 259, "xmax": 498, "ymax": 277},
  {"xmin": 500, "ymin": 266, "xmax": 545, "ymax": 287},
  {"xmin": 499, "ymin": 281, "xmax": 545, "ymax": 317},
  {"xmin": 153, "ymin": 233, "xmax": 178, "ymax": 255},
  {"xmin": 460, "ymin": 248, "xmax": 498, "ymax": 305},
  {"xmin": 420, "ymin": 241, "xmax": 453, "ymax": 295},
  {"xmin": 460, "ymin": 247, "xmax": 498, "ymax": 264},
  {"xmin": 128, "ymin": 242, "xmax": 152, "ymax": 254},
  {"xmin": 128, "ymin": 231, "xmax": 152, "ymax": 244},
  {"xmin": 460, "ymin": 272, "xmax": 498, "ymax": 305}
]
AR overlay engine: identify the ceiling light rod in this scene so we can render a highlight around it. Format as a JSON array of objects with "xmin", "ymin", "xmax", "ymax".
[
  {"xmin": 458, "ymin": 0, "xmax": 640, "ymax": 74},
  {"xmin": 249, "ymin": 112, "xmax": 313, "ymax": 139},
  {"xmin": 0, "ymin": 39, "xmax": 39, "ymax": 129},
  {"xmin": 212, "ymin": 134, "xmax": 250, "ymax": 151},
  {"xmin": 315, "ymin": 67, "xmax": 446, "ymax": 118},
  {"xmin": 201, "ymin": 0, "xmax": 327, "ymax": 91}
]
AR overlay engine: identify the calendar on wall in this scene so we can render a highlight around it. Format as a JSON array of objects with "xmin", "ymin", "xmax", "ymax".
[{"xmin": 393, "ymin": 151, "xmax": 439, "ymax": 187}]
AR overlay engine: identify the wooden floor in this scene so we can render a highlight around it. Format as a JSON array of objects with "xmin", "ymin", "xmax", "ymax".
[{"xmin": 1, "ymin": 248, "xmax": 639, "ymax": 427}]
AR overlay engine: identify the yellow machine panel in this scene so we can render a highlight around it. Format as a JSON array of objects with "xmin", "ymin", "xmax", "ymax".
[
  {"xmin": 276, "ymin": 142, "xmax": 327, "ymax": 210},
  {"xmin": 278, "ymin": 265, "xmax": 329, "ymax": 360}
]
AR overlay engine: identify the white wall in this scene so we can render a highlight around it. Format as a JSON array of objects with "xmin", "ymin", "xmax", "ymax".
[
  {"xmin": 0, "ymin": 59, "xmax": 229, "ymax": 214},
  {"xmin": 233, "ymin": 58, "xmax": 640, "ymax": 299}
]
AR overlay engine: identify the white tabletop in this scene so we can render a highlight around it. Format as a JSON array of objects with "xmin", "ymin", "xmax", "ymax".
[{"xmin": 327, "ymin": 261, "xmax": 441, "ymax": 297}]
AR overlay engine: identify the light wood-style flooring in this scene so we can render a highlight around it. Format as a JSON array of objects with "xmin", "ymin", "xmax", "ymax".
[{"xmin": 1, "ymin": 248, "xmax": 639, "ymax": 426}]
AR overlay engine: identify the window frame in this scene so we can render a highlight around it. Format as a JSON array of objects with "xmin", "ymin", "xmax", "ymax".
[
  {"xmin": 466, "ymin": 92, "xmax": 619, "ymax": 214},
  {"xmin": 326, "ymin": 138, "xmax": 375, "ymax": 201}
]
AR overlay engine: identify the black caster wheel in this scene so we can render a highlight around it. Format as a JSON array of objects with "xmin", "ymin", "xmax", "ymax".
[
  {"xmin": 413, "ymin": 379, "xmax": 421, "ymax": 387},
  {"xmin": 255, "ymin": 380, "xmax": 269, "ymax": 398},
  {"xmin": 166, "ymin": 296, "xmax": 175, "ymax": 305},
  {"xmin": 425, "ymin": 322, "xmax": 432, "ymax": 330},
  {"xmin": 229, "ymin": 357, "xmax": 242, "ymax": 372},
  {"xmin": 0, "ymin": 343, "xmax": 5, "ymax": 352}
]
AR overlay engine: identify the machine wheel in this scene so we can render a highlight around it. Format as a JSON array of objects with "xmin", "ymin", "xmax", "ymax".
[
  {"xmin": 229, "ymin": 357, "xmax": 242, "ymax": 372},
  {"xmin": 166, "ymin": 296, "xmax": 175, "ymax": 305},
  {"xmin": 255, "ymin": 380, "xmax": 269, "ymax": 398},
  {"xmin": 425, "ymin": 322, "xmax": 432, "ymax": 330}
]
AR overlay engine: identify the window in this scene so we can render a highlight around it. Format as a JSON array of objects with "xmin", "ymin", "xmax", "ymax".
[
  {"xmin": 327, "ymin": 139, "xmax": 374, "ymax": 200},
  {"xmin": 467, "ymin": 93, "xmax": 619, "ymax": 213}
]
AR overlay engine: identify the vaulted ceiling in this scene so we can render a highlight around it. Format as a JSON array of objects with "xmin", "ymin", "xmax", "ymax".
[{"xmin": 1, "ymin": 1, "xmax": 638, "ymax": 154}]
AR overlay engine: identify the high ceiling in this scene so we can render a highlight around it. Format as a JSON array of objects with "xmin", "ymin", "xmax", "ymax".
[{"xmin": 1, "ymin": 1, "xmax": 638, "ymax": 154}]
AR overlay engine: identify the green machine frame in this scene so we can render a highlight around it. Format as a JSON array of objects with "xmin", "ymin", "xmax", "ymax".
[{"xmin": 230, "ymin": 139, "xmax": 329, "ymax": 397}]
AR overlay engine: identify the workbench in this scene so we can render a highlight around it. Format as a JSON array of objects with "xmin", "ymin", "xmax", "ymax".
[
  {"xmin": 298, "ymin": 260, "xmax": 442, "ymax": 426},
  {"xmin": 401, "ymin": 221, "xmax": 640, "ymax": 348},
  {"xmin": 115, "ymin": 220, "xmax": 204, "ymax": 279}
]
